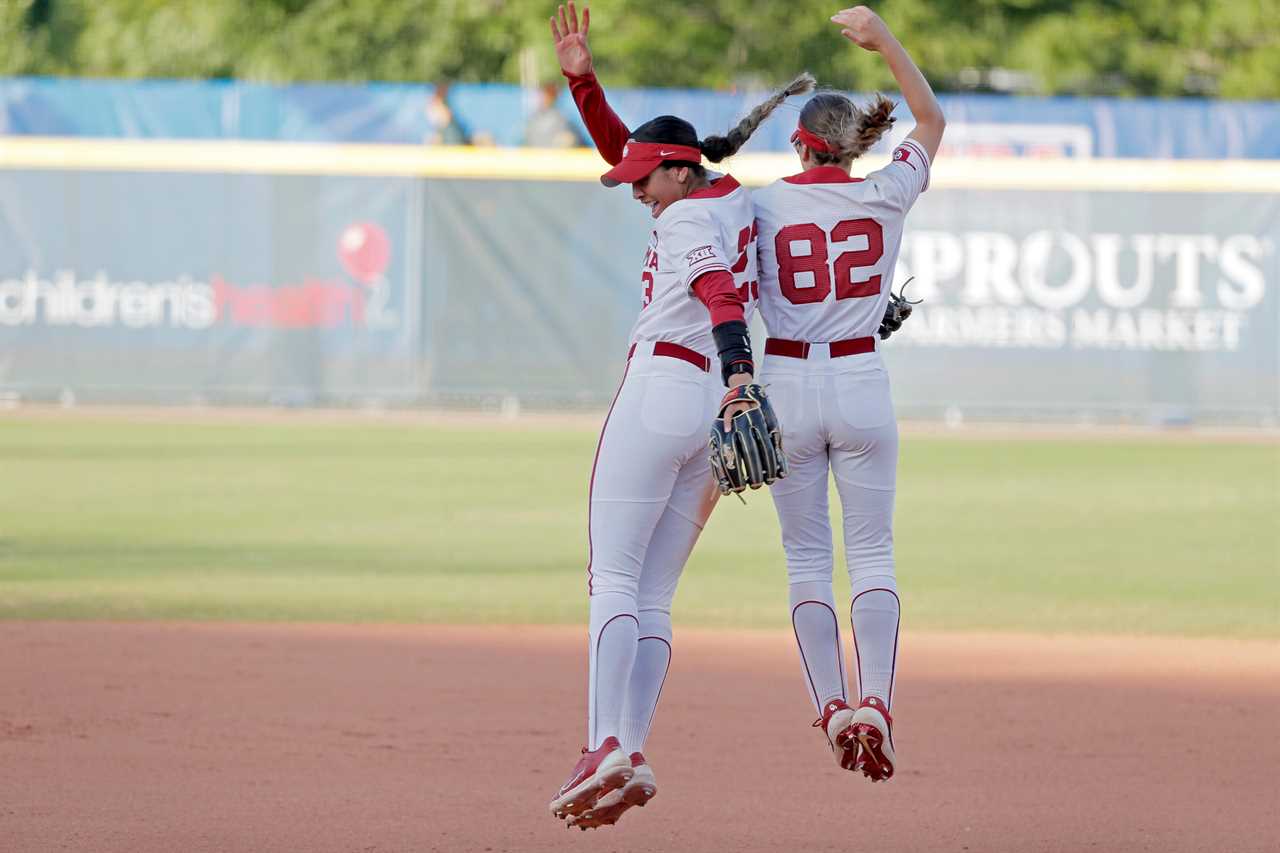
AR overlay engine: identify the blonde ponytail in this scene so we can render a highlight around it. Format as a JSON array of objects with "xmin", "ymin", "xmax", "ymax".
[{"xmin": 799, "ymin": 92, "xmax": 897, "ymax": 164}]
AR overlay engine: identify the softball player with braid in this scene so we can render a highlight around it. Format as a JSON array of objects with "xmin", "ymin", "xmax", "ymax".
[
  {"xmin": 546, "ymin": 2, "xmax": 797, "ymax": 830},
  {"xmin": 753, "ymin": 6, "xmax": 945, "ymax": 781}
]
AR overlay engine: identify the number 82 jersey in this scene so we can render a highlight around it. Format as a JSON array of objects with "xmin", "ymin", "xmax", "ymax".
[{"xmin": 753, "ymin": 139, "xmax": 931, "ymax": 342}]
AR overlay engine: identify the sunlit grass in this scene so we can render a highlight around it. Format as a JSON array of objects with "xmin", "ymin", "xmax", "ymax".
[{"xmin": 1, "ymin": 416, "xmax": 1276, "ymax": 637}]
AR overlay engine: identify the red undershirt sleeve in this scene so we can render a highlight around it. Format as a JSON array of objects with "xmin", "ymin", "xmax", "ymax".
[
  {"xmin": 691, "ymin": 269, "xmax": 745, "ymax": 327},
  {"xmin": 563, "ymin": 70, "xmax": 630, "ymax": 166}
]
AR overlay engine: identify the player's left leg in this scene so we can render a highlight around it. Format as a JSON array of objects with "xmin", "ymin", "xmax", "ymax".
[
  {"xmin": 571, "ymin": 397, "xmax": 720, "ymax": 831},
  {"xmin": 555, "ymin": 355, "xmax": 721, "ymax": 822},
  {"xmin": 763, "ymin": 366, "xmax": 847, "ymax": 712},
  {"xmin": 553, "ymin": 363, "xmax": 699, "ymax": 820}
]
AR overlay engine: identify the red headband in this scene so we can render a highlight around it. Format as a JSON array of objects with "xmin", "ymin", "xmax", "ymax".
[{"xmin": 790, "ymin": 126, "xmax": 832, "ymax": 153}]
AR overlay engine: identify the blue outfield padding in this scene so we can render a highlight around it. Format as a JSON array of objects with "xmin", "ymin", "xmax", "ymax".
[{"xmin": 1, "ymin": 76, "xmax": 1278, "ymax": 159}]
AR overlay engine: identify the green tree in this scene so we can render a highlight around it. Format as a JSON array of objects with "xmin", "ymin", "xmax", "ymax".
[
  {"xmin": 0, "ymin": 0, "xmax": 85, "ymax": 76},
  {"xmin": 2, "ymin": 0, "xmax": 1277, "ymax": 98},
  {"xmin": 1013, "ymin": 0, "xmax": 1280, "ymax": 97},
  {"xmin": 70, "ymin": 0, "xmax": 276, "ymax": 79},
  {"xmin": 239, "ymin": 0, "xmax": 552, "ymax": 83}
]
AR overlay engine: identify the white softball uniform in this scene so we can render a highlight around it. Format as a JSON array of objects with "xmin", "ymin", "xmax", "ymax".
[
  {"xmin": 753, "ymin": 139, "xmax": 930, "ymax": 714},
  {"xmin": 587, "ymin": 175, "xmax": 757, "ymax": 754}
]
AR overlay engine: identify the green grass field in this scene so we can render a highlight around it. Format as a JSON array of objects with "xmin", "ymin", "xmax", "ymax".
[{"xmin": 1, "ymin": 415, "xmax": 1276, "ymax": 637}]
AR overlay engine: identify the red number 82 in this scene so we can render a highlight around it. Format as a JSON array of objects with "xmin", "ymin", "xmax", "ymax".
[{"xmin": 774, "ymin": 218, "xmax": 884, "ymax": 305}]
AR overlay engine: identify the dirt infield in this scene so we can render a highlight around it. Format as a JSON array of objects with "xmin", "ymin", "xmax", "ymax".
[{"xmin": 1, "ymin": 624, "xmax": 1277, "ymax": 853}]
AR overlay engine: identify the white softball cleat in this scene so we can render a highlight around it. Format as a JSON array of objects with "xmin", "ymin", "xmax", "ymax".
[
  {"xmin": 566, "ymin": 752, "xmax": 657, "ymax": 830},
  {"xmin": 816, "ymin": 698, "xmax": 860, "ymax": 771},
  {"xmin": 849, "ymin": 695, "xmax": 895, "ymax": 782},
  {"xmin": 548, "ymin": 736, "xmax": 634, "ymax": 820}
]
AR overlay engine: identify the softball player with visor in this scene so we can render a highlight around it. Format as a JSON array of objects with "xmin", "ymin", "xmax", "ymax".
[
  {"xmin": 752, "ymin": 6, "xmax": 945, "ymax": 782},
  {"xmin": 545, "ymin": 1, "xmax": 803, "ymax": 830}
]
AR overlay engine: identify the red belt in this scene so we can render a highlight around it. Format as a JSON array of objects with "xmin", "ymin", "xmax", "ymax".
[
  {"xmin": 764, "ymin": 336, "xmax": 876, "ymax": 359},
  {"xmin": 627, "ymin": 341, "xmax": 711, "ymax": 373}
]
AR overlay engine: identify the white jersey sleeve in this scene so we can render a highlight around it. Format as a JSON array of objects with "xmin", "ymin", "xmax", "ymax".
[
  {"xmin": 864, "ymin": 137, "xmax": 931, "ymax": 213},
  {"xmin": 661, "ymin": 205, "xmax": 734, "ymax": 294}
]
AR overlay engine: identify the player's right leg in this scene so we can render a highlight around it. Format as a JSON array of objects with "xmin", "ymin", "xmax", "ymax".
[
  {"xmin": 570, "ymin": 368, "xmax": 721, "ymax": 830},
  {"xmin": 826, "ymin": 360, "xmax": 900, "ymax": 782},
  {"xmin": 552, "ymin": 351, "xmax": 713, "ymax": 819},
  {"xmin": 570, "ymin": 507, "xmax": 688, "ymax": 830},
  {"xmin": 622, "ymin": 450, "xmax": 717, "ymax": 756}
]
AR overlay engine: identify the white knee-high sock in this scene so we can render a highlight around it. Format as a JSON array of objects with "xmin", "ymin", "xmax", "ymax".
[
  {"xmin": 849, "ymin": 580, "xmax": 899, "ymax": 708},
  {"xmin": 588, "ymin": 591, "xmax": 639, "ymax": 750},
  {"xmin": 618, "ymin": 609, "xmax": 672, "ymax": 754},
  {"xmin": 789, "ymin": 580, "xmax": 847, "ymax": 713}
]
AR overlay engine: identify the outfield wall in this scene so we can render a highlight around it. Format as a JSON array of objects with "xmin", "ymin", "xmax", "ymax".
[{"xmin": 1, "ymin": 139, "xmax": 1277, "ymax": 423}]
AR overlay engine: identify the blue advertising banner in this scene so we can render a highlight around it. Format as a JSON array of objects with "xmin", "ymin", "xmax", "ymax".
[
  {"xmin": 2, "ymin": 77, "xmax": 1279, "ymax": 160},
  {"xmin": 0, "ymin": 171, "xmax": 421, "ymax": 401},
  {"xmin": 0, "ymin": 144, "xmax": 1275, "ymax": 423},
  {"xmin": 885, "ymin": 191, "xmax": 1279, "ymax": 421}
]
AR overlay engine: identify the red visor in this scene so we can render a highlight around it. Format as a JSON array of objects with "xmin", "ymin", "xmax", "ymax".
[
  {"xmin": 600, "ymin": 141, "xmax": 703, "ymax": 187},
  {"xmin": 790, "ymin": 126, "xmax": 832, "ymax": 153}
]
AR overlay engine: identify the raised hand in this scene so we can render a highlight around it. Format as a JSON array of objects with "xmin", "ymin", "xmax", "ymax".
[
  {"xmin": 832, "ymin": 5, "xmax": 945, "ymax": 160},
  {"xmin": 550, "ymin": 2, "xmax": 593, "ymax": 76},
  {"xmin": 830, "ymin": 6, "xmax": 893, "ymax": 52}
]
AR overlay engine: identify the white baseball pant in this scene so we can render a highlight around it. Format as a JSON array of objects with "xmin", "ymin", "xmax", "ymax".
[
  {"xmin": 761, "ymin": 344, "xmax": 901, "ymax": 714},
  {"xmin": 585, "ymin": 342, "xmax": 722, "ymax": 753}
]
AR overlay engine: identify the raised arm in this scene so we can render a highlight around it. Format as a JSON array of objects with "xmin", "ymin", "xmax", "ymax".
[
  {"xmin": 831, "ymin": 6, "xmax": 945, "ymax": 161},
  {"xmin": 550, "ymin": 2, "xmax": 630, "ymax": 164}
]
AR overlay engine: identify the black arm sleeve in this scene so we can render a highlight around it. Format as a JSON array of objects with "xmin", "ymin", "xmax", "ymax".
[{"xmin": 711, "ymin": 319, "xmax": 754, "ymax": 386}]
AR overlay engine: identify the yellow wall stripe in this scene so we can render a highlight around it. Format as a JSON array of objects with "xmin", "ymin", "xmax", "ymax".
[{"xmin": 2, "ymin": 136, "xmax": 1278, "ymax": 193}]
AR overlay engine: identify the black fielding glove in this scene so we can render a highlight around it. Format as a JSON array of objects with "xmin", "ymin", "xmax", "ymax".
[
  {"xmin": 878, "ymin": 277, "xmax": 922, "ymax": 340},
  {"xmin": 708, "ymin": 384, "xmax": 788, "ymax": 498}
]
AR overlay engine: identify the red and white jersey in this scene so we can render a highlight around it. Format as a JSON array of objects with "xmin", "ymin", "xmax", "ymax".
[
  {"xmin": 630, "ymin": 174, "xmax": 758, "ymax": 359},
  {"xmin": 753, "ymin": 138, "xmax": 931, "ymax": 342}
]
